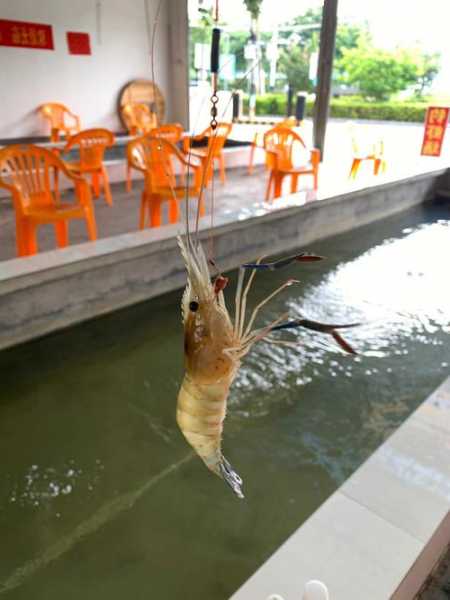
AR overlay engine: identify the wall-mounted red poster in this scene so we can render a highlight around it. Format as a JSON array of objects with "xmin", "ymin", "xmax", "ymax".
[
  {"xmin": 421, "ymin": 106, "xmax": 449, "ymax": 156},
  {"xmin": 67, "ymin": 31, "xmax": 91, "ymax": 55},
  {"xmin": 0, "ymin": 18, "xmax": 54, "ymax": 50}
]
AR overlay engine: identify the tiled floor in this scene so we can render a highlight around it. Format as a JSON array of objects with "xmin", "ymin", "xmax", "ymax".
[{"xmin": 0, "ymin": 165, "xmax": 312, "ymax": 262}]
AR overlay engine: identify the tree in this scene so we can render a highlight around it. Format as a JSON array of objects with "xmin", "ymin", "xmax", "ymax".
[
  {"xmin": 413, "ymin": 51, "xmax": 440, "ymax": 97},
  {"xmin": 339, "ymin": 44, "xmax": 419, "ymax": 100},
  {"xmin": 278, "ymin": 46, "xmax": 312, "ymax": 93},
  {"xmin": 334, "ymin": 23, "xmax": 369, "ymax": 60},
  {"xmin": 243, "ymin": 0, "xmax": 264, "ymax": 20}
]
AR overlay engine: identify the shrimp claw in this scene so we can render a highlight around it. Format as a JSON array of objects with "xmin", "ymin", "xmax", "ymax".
[
  {"xmin": 271, "ymin": 318, "xmax": 360, "ymax": 355},
  {"xmin": 219, "ymin": 456, "xmax": 244, "ymax": 499},
  {"xmin": 243, "ymin": 253, "xmax": 324, "ymax": 271}
]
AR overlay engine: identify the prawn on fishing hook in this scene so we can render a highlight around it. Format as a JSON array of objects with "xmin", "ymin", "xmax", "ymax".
[{"xmin": 143, "ymin": 0, "xmax": 362, "ymax": 499}]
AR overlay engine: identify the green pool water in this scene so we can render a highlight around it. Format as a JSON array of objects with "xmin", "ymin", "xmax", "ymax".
[{"xmin": 0, "ymin": 203, "xmax": 449, "ymax": 600}]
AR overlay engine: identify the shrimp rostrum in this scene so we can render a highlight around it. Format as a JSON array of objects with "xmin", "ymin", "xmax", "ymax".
[{"xmin": 176, "ymin": 238, "xmax": 359, "ymax": 499}]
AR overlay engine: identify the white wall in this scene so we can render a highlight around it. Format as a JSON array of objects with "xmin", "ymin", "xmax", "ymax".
[{"xmin": 0, "ymin": 0, "xmax": 176, "ymax": 138}]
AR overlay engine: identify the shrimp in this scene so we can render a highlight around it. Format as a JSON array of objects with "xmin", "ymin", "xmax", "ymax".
[{"xmin": 176, "ymin": 237, "xmax": 360, "ymax": 499}]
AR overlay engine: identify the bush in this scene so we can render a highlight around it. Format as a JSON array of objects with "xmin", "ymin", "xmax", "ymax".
[{"xmin": 243, "ymin": 93, "xmax": 427, "ymax": 122}]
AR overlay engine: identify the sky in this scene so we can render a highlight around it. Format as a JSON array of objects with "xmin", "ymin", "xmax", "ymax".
[{"xmin": 191, "ymin": 0, "xmax": 450, "ymax": 89}]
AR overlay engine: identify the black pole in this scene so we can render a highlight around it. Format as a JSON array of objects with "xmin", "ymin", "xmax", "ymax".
[
  {"xmin": 295, "ymin": 92, "xmax": 306, "ymax": 124},
  {"xmin": 286, "ymin": 86, "xmax": 293, "ymax": 117},
  {"xmin": 313, "ymin": 0, "xmax": 338, "ymax": 159}
]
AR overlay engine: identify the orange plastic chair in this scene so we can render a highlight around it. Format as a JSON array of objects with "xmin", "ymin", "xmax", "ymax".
[
  {"xmin": 127, "ymin": 135, "xmax": 204, "ymax": 229},
  {"xmin": 0, "ymin": 145, "xmax": 96, "ymax": 257},
  {"xmin": 125, "ymin": 123, "xmax": 184, "ymax": 192},
  {"xmin": 121, "ymin": 103, "xmax": 158, "ymax": 136},
  {"xmin": 182, "ymin": 122, "xmax": 232, "ymax": 186},
  {"xmin": 39, "ymin": 103, "xmax": 81, "ymax": 142},
  {"xmin": 248, "ymin": 117, "xmax": 297, "ymax": 175},
  {"xmin": 263, "ymin": 127, "xmax": 320, "ymax": 201},
  {"xmin": 349, "ymin": 136, "xmax": 386, "ymax": 179},
  {"xmin": 63, "ymin": 129, "xmax": 115, "ymax": 206}
]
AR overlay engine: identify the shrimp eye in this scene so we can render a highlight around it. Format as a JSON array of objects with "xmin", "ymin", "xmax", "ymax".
[{"xmin": 189, "ymin": 301, "xmax": 199, "ymax": 312}]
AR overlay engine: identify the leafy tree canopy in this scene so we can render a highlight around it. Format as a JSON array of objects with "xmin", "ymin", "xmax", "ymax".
[
  {"xmin": 243, "ymin": 0, "xmax": 264, "ymax": 21},
  {"xmin": 339, "ymin": 42, "xmax": 440, "ymax": 100}
]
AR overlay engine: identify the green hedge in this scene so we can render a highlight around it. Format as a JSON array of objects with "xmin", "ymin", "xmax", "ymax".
[{"xmin": 243, "ymin": 93, "xmax": 427, "ymax": 122}]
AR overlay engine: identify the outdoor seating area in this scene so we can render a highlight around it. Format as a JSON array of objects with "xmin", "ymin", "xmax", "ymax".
[{"xmin": 0, "ymin": 99, "xmax": 331, "ymax": 258}]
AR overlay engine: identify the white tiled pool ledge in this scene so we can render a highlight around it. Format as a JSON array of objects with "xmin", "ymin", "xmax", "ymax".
[{"xmin": 230, "ymin": 376, "xmax": 450, "ymax": 600}]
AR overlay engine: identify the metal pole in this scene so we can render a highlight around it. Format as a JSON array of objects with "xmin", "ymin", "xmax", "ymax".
[{"xmin": 313, "ymin": 0, "xmax": 338, "ymax": 159}]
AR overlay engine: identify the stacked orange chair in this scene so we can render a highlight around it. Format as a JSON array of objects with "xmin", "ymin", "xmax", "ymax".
[
  {"xmin": 182, "ymin": 122, "xmax": 232, "ymax": 186},
  {"xmin": 263, "ymin": 127, "xmax": 320, "ymax": 200},
  {"xmin": 63, "ymin": 129, "xmax": 115, "ymax": 206},
  {"xmin": 39, "ymin": 103, "xmax": 81, "ymax": 142},
  {"xmin": 248, "ymin": 116, "xmax": 297, "ymax": 175},
  {"xmin": 126, "ymin": 123, "xmax": 184, "ymax": 192},
  {"xmin": 121, "ymin": 103, "xmax": 158, "ymax": 136},
  {"xmin": 0, "ymin": 145, "xmax": 96, "ymax": 257},
  {"xmin": 127, "ymin": 135, "xmax": 204, "ymax": 229}
]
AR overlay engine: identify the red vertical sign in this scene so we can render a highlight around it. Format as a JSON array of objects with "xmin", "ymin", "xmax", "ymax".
[
  {"xmin": 0, "ymin": 19, "xmax": 54, "ymax": 50},
  {"xmin": 421, "ymin": 106, "xmax": 449, "ymax": 156}
]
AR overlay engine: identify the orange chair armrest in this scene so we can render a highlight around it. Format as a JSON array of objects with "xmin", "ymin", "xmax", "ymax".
[
  {"xmin": 67, "ymin": 111, "xmax": 81, "ymax": 130},
  {"xmin": 127, "ymin": 156, "xmax": 147, "ymax": 173}
]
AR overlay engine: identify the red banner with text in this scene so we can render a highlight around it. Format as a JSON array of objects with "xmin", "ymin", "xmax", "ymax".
[
  {"xmin": 0, "ymin": 18, "xmax": 54, "ymax": 50},
  {"xmin": 421, "ymin": 106, "xmax": 449, "ymax": 156}
]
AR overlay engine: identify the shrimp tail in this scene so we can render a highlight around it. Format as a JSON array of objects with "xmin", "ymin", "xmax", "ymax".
[{"xmin": 219, "ymin": 455, "xmax": 244, "ymax": 499}]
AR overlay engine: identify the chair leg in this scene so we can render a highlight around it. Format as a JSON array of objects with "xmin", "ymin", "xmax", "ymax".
[
  {"xmin": 150, "ymin": 195, "xmax": 162, "ymax": 227},
  {"xmin": 274, "ymin": 174, "xmax": 283, "ymax": 198},
  {"xmin": 374, "ymin": 158, "xmax": 382, "ymax": 175},
  {"xmin": 55, "ymin": 221, "xmax": 69, "ymax": 247},
  {"xmin": 265, "ymin": 172, "xmax": 273, "ymax": 202},
  {"xmin": 101, "ymin": 166, "xmax": 113, "ymax": 206},
  {"xmin": 84, "ymin": 208, "xmax": 97, "ymax": 240},
  {"xmin": 198, "ymin": 195, "xmax": 206, "ymax": 217},
  {"xmin": 126, "ymin": 162, "xmax": 132, "ymax": 192},
  {"xmin": 219, "ymin": 154, "xmax": 226, "ymax": 183},
  {"xmin": 25, "ymin": 223, "xmax": 38, "ymax": 255},
  {"xmin": 91, "ymin": 172, "xmax": 101, "ymax": 198},
  {"xmin": 168, "ymin": 198, "xmax": 180, "ymax": 224},
  {"xmin": 139, "ymin": 192, "xmax": 147, "ymax": 229},
  {"xmin": 290, "ymin": 174, "xmax": 299, "ymax": 194},
  {"xmin": 349, "ymin": 158, "xmax": 361, "ymax": 179},
  {"xmin": 313, "ymin": 167, "xmax": 319, "ymax": 191}
]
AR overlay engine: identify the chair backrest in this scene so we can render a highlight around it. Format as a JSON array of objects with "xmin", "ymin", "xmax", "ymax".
[
  {"xmin": 127, "ymin": 136, "xmax": 181, "ymax": 192},
  {"xmin": 263, "ymin": 126, "xmax": 307, "ymax": 170},
  {"xmin": 203, "ymin": 122, "xmax": 232, "ymax": 157},
  {"xmin": 149, "ymin": 123, "xmax": 184, "ymax": 145},
  {"xmin": 122, "ymin": 103, "xmax": 158, "ymax": 135},
  {"xmin": 64, "ymin": 128, "xmax": 115, "ymax": 170},
  {"xmin": 39, "ymin": 103, "xmax": 72, "ymax": 128},
  {"xmin": 278, "ymin": 116, "xmax": 297, "ymax": 128},
  {"xmin": 0, "ymin": 144, "xmax": 69, "ymax": 212}
]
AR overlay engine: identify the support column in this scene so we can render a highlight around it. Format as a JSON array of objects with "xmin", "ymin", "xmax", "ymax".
[
  {"xmin": 168, "ymin": 0, "xmax": 189, "ymax": 129},
  {"xmin": 313, "ymin": 0, "xmax": 338, "ymax": 160}
]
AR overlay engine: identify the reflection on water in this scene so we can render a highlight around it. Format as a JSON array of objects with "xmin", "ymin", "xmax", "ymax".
[{"xmin": 0, "ymin": 205, "xmax": 449, "ymax": 600}]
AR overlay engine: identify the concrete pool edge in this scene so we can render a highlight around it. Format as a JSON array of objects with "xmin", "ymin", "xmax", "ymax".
[
  {"xmin": 0, "ymin": 167, "xmax": 448, "ymax": 350},
  {"xmin": 229, "ymin": 376, "xmax": 450, "ymax": 600}
]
